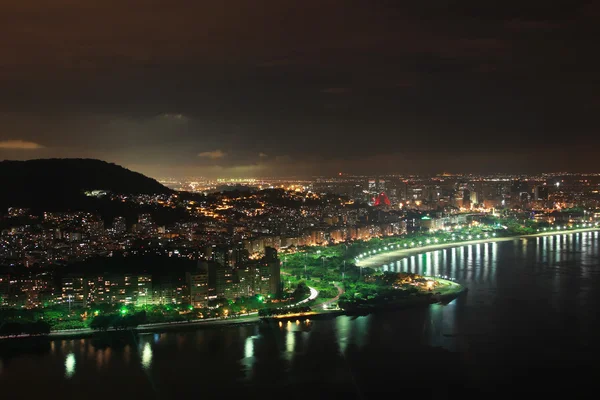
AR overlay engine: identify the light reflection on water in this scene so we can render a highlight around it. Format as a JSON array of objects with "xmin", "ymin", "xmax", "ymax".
[
  {"xmin": 0, "ymin": 233, "xmax": 599, "ymax": 396},
  {"xmin": 244, "ymin": 335, "xmax": 254, "ymax": 359},
  {"xmin": 380, "ymin": 239, "xmax": 506, "ymax": 286},
  {"xmin": 141, "ymin": 342, "xmax": 152, "ymax": 371},
  {"xmin": 65, "ymin": 353, "xmax": 75, "ymax": 379},
  {"xmin": 335, "ymin": 315, "xmax": 350, "ymax": 354},
  {"xmin": 285, "ymin": 329, "xmax": 295, "ymax": 361}
]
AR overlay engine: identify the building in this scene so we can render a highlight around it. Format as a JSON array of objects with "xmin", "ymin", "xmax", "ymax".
[
  {"xmin": 85, "ymin": 275, "xmax": 109, "ymax": 305},
  {"xmin": 368, "ymin": 179, "xmax": 376, "ymax": 193},
  {"xmin": 0, "ymin": 275, "xmax": 10, "ymax": 305},
  {"xmin": 62, "ymin": 274, "xmax": 86, "ymax": 307},
  {"xmin": 373, "ymin": 192, "xmax": 391, "ymax": 207},
  {"xmin": 215, "ymin": 266, "xmax": 233, "ymax": 298},
  {"xmin": 534, "ymin": 185, "xmax": 549, "ymax": 201},
  {"xmin": 420, "ymin": 216, "xmax": 444, "ymax": 231},
  {"xmin": 256, "ymin": 264, "xmax": 271, "ymax": 296},
  {"xmin": 470, "ymin": 191, "xmax": 479, "ymax": 206},
  {"xmin": 265, "ymin": 247, "xmax": 281, "ymax": 297},
  {"xmin": 112, "ymin": 217, "xmax": 127, "ymax": 235},
  {"xmin": 153, "ymin": 277, "xmax": 186, "ymax": 305},
  {"xmin": 136, "ymin": 274, "xmax": 153, "ymax": 306},
  {"xmin": 82, "ymin": 273, "xmax": 152, "ymax": 306},
  {"xmin": 186, "ymin": 262, "xmax": 209, "ymax": 308}
]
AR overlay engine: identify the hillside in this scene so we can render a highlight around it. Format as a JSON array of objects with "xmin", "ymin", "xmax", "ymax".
[{"xmin": 0, "ymin": 158, "xmax": 172, "ymax": 210}]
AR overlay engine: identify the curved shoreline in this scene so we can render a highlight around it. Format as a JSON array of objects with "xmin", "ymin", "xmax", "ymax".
[
  {"xmin": 2, "ymin": 278, "xmax": 461, "ymax": 342},
  {"xmin": 356, "ymin": 227, "xmax": 600, "ymax": 269},
  {"xmin": 3, "ymin": 228, "xmax": 596, "ymax": 343},
  {"xmin": 339, "ymin": 278, "xmax": 467, "ymax": 315}
]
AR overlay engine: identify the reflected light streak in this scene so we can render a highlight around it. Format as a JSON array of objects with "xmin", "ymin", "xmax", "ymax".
[
  {"xmin": 244, "ymin": 336, "xmax": 254, "ymax": 359},
  {"xmin": 336, "ymin": 316, "xmax": 350, "ymax": 354},
  {"xmin": 286, "ymin": 330, "xmax": 295, "ymax": 353},
  {"xmin": 96, "ymin": 349, "xmax": 104, "ymax": 370},
  {"xmin": 141, "ymin": 342, "xmax": 152, "ymax": 370},
  {"xmin": 65, "ymin": 353, "xmax": 75, "ymax": 379}
]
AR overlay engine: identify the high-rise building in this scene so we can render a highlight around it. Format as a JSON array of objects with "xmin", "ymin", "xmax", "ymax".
[
  {"xmin": 112, "ymin": 217, "xmax": 126, "ymax": 234},
  {"xmin": 368, "ymin": 179, "xmax": 376, "ymax": 193},
  {"xmin": 212, "ymin": 245, "xmax": 230, "ymax": 267},
  {"xmin": 85, "ymin": 275, "xmax": 108, "ymax": 304},
  {"xmin": 215, "ymin": 266, "xmax": 233, "ymax": 298},
  {"xmin": 237, "ymin": 265, "xmax": 259, "ymax": 297},
  {"xmin": 256, "ymin": 264, "xmax": 271, "ymax": 296},
  {"xmin": 186, "ymin": 262, "xmax": 209, "ymax": 308},
  {"xmin": 534, "ymin": 185, "xmax": 549, "ymax": 201},
  {"xmin": 265, "ymin": 247, "xmax": 281, "ymax": 296},
  {"xmin": 153, "ymin": 277, "xmax": 186, "ymax": 305},
  {"xmin": 230, "ymin": 243, "xmax": 249, "ymax": 267},
  {"xmin": 0, "ymin": 275, "xmax": 10, "ymax": 306},
  {"xmin": 62, "ymin": 274, "xmax": 85, "ymax": 307},
  {"xmin": 81, "ymin": 273, "xmax": 153, "ymax": 305},
  {"xmin": 470, "ymin": 191, "xmax": 479, "ymax": 206},
  {"xmin": 462, "ymin": 189, "xmax": 471, "ymax": 209},
  {"xmin": 136, "ymin": 274, "xmax": 153, "ymax": 306}
]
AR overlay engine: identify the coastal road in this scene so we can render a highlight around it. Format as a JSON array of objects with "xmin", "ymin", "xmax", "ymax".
[
  {"xmin": 41, "ymin": 286, "xmax": 323, "ymax": 338},
  {"xmin": 297, "ymin": 286, "xmax": 319, "ymax": 305}
]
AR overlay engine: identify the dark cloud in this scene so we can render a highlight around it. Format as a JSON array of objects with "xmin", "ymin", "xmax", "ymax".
[
  {"xmin": 0, "ymin": 0, "xmax": 598, "ymax": 177},
  {"xmin": 321, "ymin": 88, "xmax": 353, "ymax": 95}
]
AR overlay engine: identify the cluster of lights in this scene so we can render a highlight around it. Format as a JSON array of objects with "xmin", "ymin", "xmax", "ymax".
[
  {"xmin": 434, "ymin": 275, "xmax": 456, "ymax": 281},
  {"xmin": 356, "ymin": 230, "xmax": 499, "ymax": 262},
  {"xmin": 539, "ymin": 222, "xmax": 599, "ymax": 233}
]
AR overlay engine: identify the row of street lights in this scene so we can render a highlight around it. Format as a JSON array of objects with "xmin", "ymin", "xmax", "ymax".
[
  {"xmin": 537, "ymin": 222, "xmax": 598, "ymax": 232},
  {"xmin": 355, "ymin": 232, "xmax": 497, "ymax": 264}
]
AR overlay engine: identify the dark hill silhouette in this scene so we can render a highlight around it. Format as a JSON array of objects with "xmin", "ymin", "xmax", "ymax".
[{"xmin": 0, "ymin": 158, "xmax": 172, "ymax": 211}]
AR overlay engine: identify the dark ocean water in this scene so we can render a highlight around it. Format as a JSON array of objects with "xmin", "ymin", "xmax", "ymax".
[{"xmin": 2, "ymin": 232, "xmax": 600, "ymax": 399}]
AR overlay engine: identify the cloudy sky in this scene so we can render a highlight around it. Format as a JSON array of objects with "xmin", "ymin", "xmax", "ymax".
[{"xmin": 1, "ymin": 1, "xmax": 598, "ymax": 178}]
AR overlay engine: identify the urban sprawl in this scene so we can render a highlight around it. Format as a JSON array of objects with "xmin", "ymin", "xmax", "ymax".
[{"xmin": 2, "ymin": 173, "xmax": 599, "ymax": 312}]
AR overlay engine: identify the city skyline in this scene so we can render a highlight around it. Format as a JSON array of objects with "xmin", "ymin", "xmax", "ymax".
[
  {"xmin": 3, "ymin": 2, "xmax": 600, "ymax": 397},
  {"xmin": 1, "ymin": 1, "xmax": 599, "ymax": 178}
]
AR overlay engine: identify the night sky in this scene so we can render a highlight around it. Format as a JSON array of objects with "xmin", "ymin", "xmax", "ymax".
[{"xmin": 1, "ymin": 1, "xmax": 598, "ymax": 178}]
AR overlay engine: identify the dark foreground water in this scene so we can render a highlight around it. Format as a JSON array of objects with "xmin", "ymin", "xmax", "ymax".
[{"xmin": 2, "ymin": 232, "xmax": 600, "ymax": 399}]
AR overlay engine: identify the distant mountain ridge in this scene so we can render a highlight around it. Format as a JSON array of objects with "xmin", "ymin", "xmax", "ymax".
[{"xmin": 0, "ymin": 158, "xmax": 171, "ymax": 210}]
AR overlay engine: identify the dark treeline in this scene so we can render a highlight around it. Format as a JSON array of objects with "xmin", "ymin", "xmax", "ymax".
[{"xmin": 0, "ymin": 320, "xmax": 51, "ymax": 337}]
